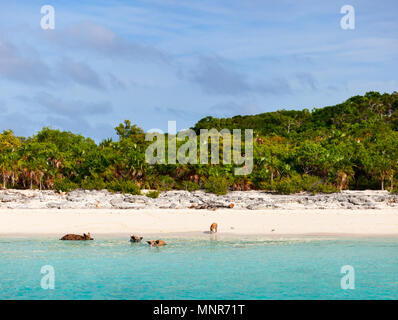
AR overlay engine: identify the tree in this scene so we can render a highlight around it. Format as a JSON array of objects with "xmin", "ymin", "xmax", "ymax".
[
  {"xmin": 0, "ymin": 130, "xmax": 22, "ymax": 189},
  {"xmin": 360, "ymin": 130, "xmax": 398, "ymax": 190}
]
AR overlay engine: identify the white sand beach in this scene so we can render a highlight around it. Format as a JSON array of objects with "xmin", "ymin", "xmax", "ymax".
[{"xmin": 0, "ymin": 208, "xmax": 397, "ymax": 238}]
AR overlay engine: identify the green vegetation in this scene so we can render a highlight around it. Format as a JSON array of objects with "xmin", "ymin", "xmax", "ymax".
[
  {"xmin": 0, "ymin": 92, "xmax": 397, "ymax": 194},
  {"xmin": 204, "ymin": 176, "xmax": 233, "ymax": 195},
  {"xmin": 274, "ymin": 173, "xmax": 338, "ymax": 195},
  {"xmin": 107, "ymin": 180, "xmax": 141, "ymax": 195},
  {"xmin": 80, "ymin": 177, "xmax": 106, "ymax": 191},
  {"xmin": 54, "ymin": 179, "xmax": 78, "ymax": 193},
  {"xmin": 178, "ymin": 180, "xmax": 200, "ymax": 192},
  {"xmin": 145, "ymin": 190, "xmax": 160, "ymax": 198}
]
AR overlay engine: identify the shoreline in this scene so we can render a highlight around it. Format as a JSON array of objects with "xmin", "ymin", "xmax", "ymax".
[
  {"xmin": 1, "ymin": 208, "xmax": 397, "ymax": 238},
  {"xmin": 2, "ymin": 232, "xmax": 398, "ymax": 240}
]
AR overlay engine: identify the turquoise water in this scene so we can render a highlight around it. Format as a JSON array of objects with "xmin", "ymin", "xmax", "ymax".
[{"xmin": 0, "ymin": 237, "xmax": 397, "ymax": 300}]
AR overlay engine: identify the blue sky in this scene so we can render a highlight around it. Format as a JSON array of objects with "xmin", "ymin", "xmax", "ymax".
[{"xmin": 0, "ymin": 0, "xmax": 397, "ymax": 141}]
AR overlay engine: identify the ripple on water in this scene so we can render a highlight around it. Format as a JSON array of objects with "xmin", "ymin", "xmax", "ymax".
[{"xmin": 0, "ymin": 237, "xmax": 397, "ymax": 299}]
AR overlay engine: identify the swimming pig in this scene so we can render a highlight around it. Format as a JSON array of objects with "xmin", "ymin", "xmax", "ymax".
[
  {"xmin": 130, "ymin": 235, "xmax": 143, "ymax": 242},
  {"xmin": 60, "ymin": 233, "xmax": 94, "ymax": 240},
  {"xmin": 210, "ymin": 222, "xmax": 218, "ymax": 233},
  {"xmin": 146, "ymin": 240, "xmax": 166, "ymax": 247}
]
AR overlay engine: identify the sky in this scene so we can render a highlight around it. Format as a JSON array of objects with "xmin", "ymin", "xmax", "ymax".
[{"xmin": 0, "ymin": 0, "xmax": 397, "ymax": 141}]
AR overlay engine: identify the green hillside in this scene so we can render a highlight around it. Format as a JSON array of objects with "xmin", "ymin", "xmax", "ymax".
[
  {"xmin": 0, "ymin": 91, "xmax": 397, "ymax": 195},
  {"xmin": 193, "ymin": 91, "xmax": 398, "ymax": 136}
]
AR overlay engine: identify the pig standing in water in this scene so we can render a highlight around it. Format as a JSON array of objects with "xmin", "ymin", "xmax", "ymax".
[
  {"xmin": 146, "ymin": 240, "xmax": 166, "ymax": 247},
  {"xmin": 210, "ymin": 223, "xmax": 218, "ymax": 234},
  {"xmin": 60, "ymin": 233, "xmax": 94, "ymax": 240},
  {"xmin": 130, "ymin": 235, "xmax": 143, "ymax": 242}
]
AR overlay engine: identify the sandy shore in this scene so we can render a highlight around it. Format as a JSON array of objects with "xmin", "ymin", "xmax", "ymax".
[{"xmin": 0, "ymin": 208, "xmax": 397, "ymax": 238}]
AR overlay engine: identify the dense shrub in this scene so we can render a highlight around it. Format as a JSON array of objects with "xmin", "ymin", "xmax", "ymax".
[
  {"xmin": 81, "ymin": 178, "xmax": 106, "ymax": 190},
  {"xmin": 301, "ymin": 175, "xmax": 322, "ymax": 191},
  {"xmin": 313, "ymin": 183, "xmax": 339, "ymax": 194},
  {"xmin": 145, "ymin": 190, "xmax": 160, "ymax": 198},
  {"xmin": 390, "ymin": 186, "xmax": 398, "ymax": 194},
  {"xmin": 107, "ymin": 180, "xmax": 141, "ymax": 195},
  {"xmin": 204, "ymin": 176, "xmax": 232, "ymax": 195},
  {"xmin": 159, "ymin": 175, "xmax": 176, "ymax": 191},
  {"xmin": 274, "ymin": 174, "xmax": 303, "ymax": 194},
  {"xmin": 54, "ymin": 179, "xmax": 78, "ymax": 193},
  {"xmin": 257, "ymin": 182, "xmax": 270, "ymax": 190},
  {"xmin": 274, "ymin": 173, "xmax": 340, "ymax": 194},
  {"xmin": 178, "ymin": 180, "xmax": 200, "ymax": 192}
]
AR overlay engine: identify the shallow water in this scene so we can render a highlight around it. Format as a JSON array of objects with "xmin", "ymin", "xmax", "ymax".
[{"xmin": 0, "ymin": 237, "xmax": 397, "ymax": 299}]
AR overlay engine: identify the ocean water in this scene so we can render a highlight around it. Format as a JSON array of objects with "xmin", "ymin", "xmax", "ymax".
[{"xmin": 0, "ymin": 237, "xmax": 397, "ymax": 300}]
